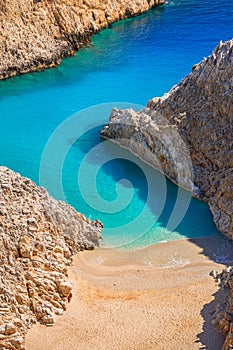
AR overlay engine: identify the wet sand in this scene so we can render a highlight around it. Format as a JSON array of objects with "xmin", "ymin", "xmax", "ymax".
[{"xmin": 26, "ymin": 237, "xmax": 233, "ymax": 350}]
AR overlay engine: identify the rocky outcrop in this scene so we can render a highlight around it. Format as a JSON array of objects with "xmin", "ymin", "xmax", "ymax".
[
  {"xmin": 101, "ymin": 38, "xmax": 233, "ymax": 349},
  {"xmin": 212, "ymin": 267, "xmax": 233, "ymax": 350},
  {"xmin": 101, "ymin": 38, "xmax": 233, "ymax": 239},
  {"xmin": 0, "ymin": 0, "xmax": 164, "ymax": 80},
  {"xmin": 0, "ymin": 166, "xmax": 102, "ymax": 349}
]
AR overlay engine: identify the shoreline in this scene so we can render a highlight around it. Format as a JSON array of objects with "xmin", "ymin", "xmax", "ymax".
[
  {"xmin": 100, "ymin": 38, "xmax": 233, "ymax": 240},
  {"xmin": 0, "ymin": 0, "xmax": 165, "ymax": 80},
  {"xmin": 25, "ymin": 236, "xmax": 233, "ymax": 349}
]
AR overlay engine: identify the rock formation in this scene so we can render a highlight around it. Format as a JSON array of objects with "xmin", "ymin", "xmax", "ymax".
[
  {"xmin": 212, "ymin": 267, "xmax": 233, "ymax": 350},
  {"xmin": 101, "ymin": 38, "xmax": 233, "ymax": 349},
  {"xmin": 0, "ymin": 166, "xmax": 102, "ymax": 349},
  {"xmin": 0, "ymin": 0, "xmax": 164, "ymax": 80},
  {"xmin": 101, "ymin": 38, "xmax": 233, "ymax": 239}
]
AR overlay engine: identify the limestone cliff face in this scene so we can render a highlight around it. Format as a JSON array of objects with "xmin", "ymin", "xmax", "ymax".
[
  {"xmin": 0, "ymin": 0, "xmax": 164, "ymax": 79},
  {"xmin": 0, "ymin": 166, "xmax": 102, "ymax": 350},
  {"xmin": 101, "ymin": 38, "xmax": 233, "ymax": 240},
  {"xmin": 101, "ymin": 40, "xmax": 233, "ymax": 348}
]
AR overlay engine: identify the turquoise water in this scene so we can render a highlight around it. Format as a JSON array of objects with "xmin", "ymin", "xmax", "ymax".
[{"xmin": 0, "ymin": 0, "xmax": 232, "ymax": 248}]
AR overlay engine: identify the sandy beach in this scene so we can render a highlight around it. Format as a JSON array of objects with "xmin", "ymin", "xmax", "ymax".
[{"xmin": 26, "ymin": 236, "xmax": 233, "ymax": 350}]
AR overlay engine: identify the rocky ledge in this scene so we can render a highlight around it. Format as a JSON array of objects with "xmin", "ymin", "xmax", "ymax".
[
  {"xmin": 0, "ymin": 166, "xmax": 102, "ymax": 350},
  {"xmin": 101, "ymin": 38, "xmax": 233, "ymax": 239},
  {"xmin": 0, "ymin": 0, "xmax": 164, "ymax": 80}
]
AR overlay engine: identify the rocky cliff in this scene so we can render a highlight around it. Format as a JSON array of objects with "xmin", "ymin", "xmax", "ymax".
[
  {"xmin": 101, "ymin": 38, "xmax": 233, "ymax": 349},
  {"xmin": 101, "ymin": 38, "xmax": 233, "ymax": 239},
  {"xmin": 212, "ymin": 267, "xmax": 233, "ymax": 350},
  {"xmin": 0, "ymin": 166, "xmax": 102, "ymax": 349},
  {"xmin": 0, "ymin": 0, "xmax": 164, "ymax": 80}
]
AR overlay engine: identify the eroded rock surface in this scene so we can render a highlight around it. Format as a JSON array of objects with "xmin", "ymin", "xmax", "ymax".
[
  {"xmin": 212, "ymin": 267, "xmax": 233, "ymax": 350},
  {"xmin": 0, "ymin": 0, "xmax": 164, "ymax": 79},
  {"xmin": 101, "ymin": 38, "xmax": 233, "ymax": 349},
  {"xmin": 101, "ymin": 38, "xmax": 233, "ymax": 239},
  {"xmin": 0, "ymin": 166, "xmax": 102, "ymax": 349}
]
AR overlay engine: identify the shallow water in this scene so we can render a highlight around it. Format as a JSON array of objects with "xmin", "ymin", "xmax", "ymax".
[{"xmin": 0, "ymin": 0, "xmax": 232, "ymax": 248}]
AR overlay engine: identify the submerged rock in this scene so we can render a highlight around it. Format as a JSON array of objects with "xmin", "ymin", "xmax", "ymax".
[{"xmin": 0, "ymin": 166, "xmax": 102, "ymax": 349}]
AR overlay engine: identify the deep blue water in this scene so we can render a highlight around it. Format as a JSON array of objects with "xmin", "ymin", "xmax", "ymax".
[{"xmin": 0, "ymin": 0, "xmax": 232, "ymax": 248}]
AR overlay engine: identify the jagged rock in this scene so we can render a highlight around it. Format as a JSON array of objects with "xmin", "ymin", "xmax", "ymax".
[
  {"xmin": 101, "ymin": 38, "xmax": 233, "ymax": 350},
  {"xmin": 0, "ymin": 166, "xmax": 102, "ymax": 349},
  {"xmin": 0, "ymin": 0, "xmax": 164, "ymax": 80},
  {"xmin": 212, "ymin": 267, "xmax": 233, "ymax": 350},
  {"xmin": 4, "ymin": 323, "xmax": 17, "ymax": 336},
  {"xmin": 19, "ymin": 236, "xmax": 33, "ymax": 259},
  {"xmin": 57, "ymin": 280, "xmax": 72, "ymax": 297},
  {"xmin": 101, "ymin": 38, "xmax": 233, "ymax": 239},
  {"xmin": 10, "ymin": 337, "xmax": 24, "ymax": 350}
]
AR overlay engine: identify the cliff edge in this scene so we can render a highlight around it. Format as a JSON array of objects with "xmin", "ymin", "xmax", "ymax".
[
  {"xmin": 101, "ymin": 38, "xmax": 233, "ymax": 349},
  {"xmin": 101, "ymin": 38, "xmax": 233, "ymax": 239},
  {"xmin": 0, "ymin": 166, "xmax": 102, "ymax": 350},
  {"xmin": 0, "ymin": 0, "xmax": 164, "ymax": 80}
]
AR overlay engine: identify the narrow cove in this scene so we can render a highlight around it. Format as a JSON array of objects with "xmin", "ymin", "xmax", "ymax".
[
  {"xmin": 0, "ymin": 0, "xmax": 233, "ymax": 251},
  {"xmin": 0, "ymin": 0, "xmax": 232, "ymax": 348}
]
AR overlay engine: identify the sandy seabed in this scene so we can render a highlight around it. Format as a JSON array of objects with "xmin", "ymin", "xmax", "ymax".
[{"xmin": 26, "ymin": 236, "xmax": 233, "ymax": 350}]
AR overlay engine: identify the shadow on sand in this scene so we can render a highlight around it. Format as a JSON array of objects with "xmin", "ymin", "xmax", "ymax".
[
  {"xmin": 190, "ymin": 235, "xmax": 232, "ymax": 350},
  {"xmin": 73, "ymin": 128, "xmax": 233, "ymax": 348},
  {"xmin": 195, "ymin": 286, "xmax": 226, "ymax": 349}
]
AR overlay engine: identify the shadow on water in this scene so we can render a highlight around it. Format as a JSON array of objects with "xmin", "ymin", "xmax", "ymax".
[
  {"xmin": 68, "ymin": 125, "xmax": 233, "ymax": 255},
  {"xmin": 71, "ymin": 126, "xmax": 212, "ymax": 231},
  {"xmin": 69, "ymin": 127, "xmax": 233, "ymax": 350},
  {"xmin": 0, "ymin": 2, "xmax": 232, "ymax": 347}
]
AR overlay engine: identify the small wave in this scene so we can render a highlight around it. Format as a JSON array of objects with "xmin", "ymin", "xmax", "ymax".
[
  {"xmin": 161, "ymin": 258, "xmax": 190, "ymax": 268},
  {"xmin": 143, "ymin": 256, "xmax": 190, "ymax": 268}
]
